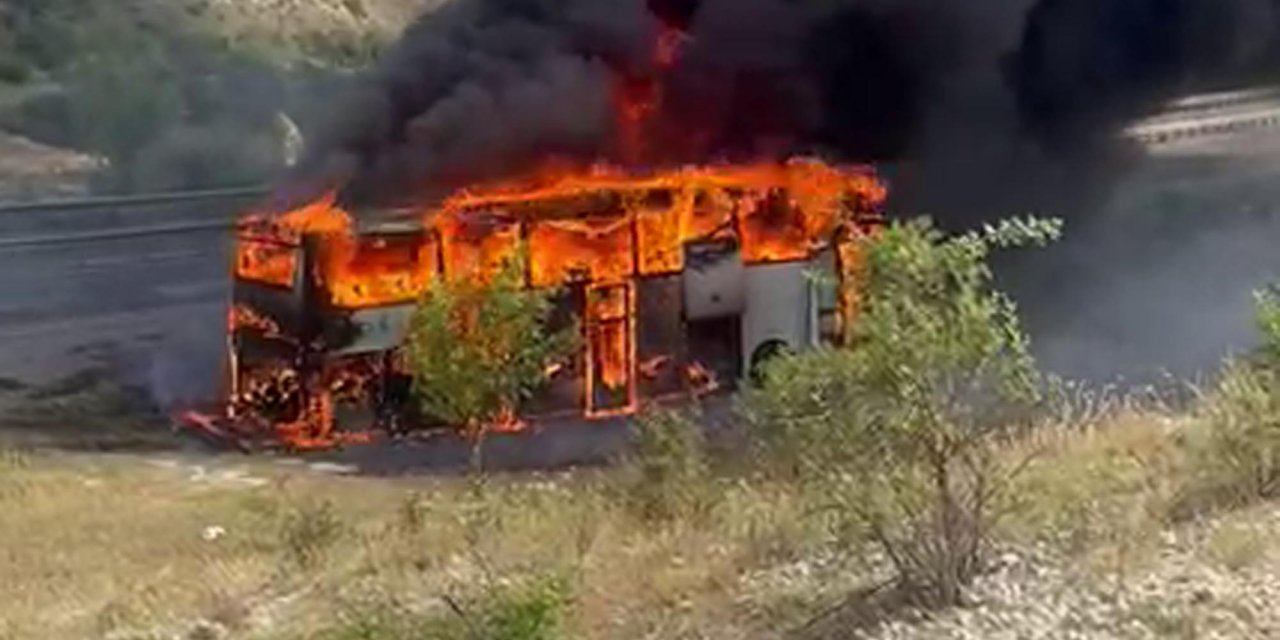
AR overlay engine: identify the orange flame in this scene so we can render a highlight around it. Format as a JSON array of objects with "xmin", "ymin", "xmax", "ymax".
[
  {"xmin": 614, "ymin": 23, "xmax": 688, "ymax": 162},
  {"xmin": 686, "ymin": 361, "xmax": 719, "ymax": 396},
  {"xmin": 230, "ymin": 158, "xmax": 884, "ymax": 440},
  {"xmin": 488, "ymin": 406, "xmax": 529, "ymax": 434},
  {"xmin": 236, "ymin": 159, "xmax": 884, "ymax": 311}
]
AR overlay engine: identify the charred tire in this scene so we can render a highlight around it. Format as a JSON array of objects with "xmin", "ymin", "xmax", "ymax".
[{"xmin": 748, "ymin": 339, "xmax": 793, "ymax": 386}]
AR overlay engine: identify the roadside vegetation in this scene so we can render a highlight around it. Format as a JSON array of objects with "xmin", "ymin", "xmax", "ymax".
[
  {"xmin": 406, "ymin": 251, "xmax": 580, "ymax": 439},
  {"xmin": 6, "ymin": 215, "xmax": 1280, "ymax": 638},
  {"xmin": 0, "ymin": 0, "xmax": 438, "ymax": 195}
]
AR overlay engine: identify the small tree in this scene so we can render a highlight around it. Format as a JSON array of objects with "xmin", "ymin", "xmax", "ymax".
[
  {"xmin": 405, "ymin": 252, "xmax": 579, "ymax": 436},
  {"xmin": 746, "ymin": 216, "xmax": 1061, "ymax": 605}
]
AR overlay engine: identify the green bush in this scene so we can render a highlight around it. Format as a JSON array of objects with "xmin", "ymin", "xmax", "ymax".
[
  {"xmin": 57, "ymin": 9, "xmax": 184, "ymax": 166},
  {"xmin": 280, "ymin": 500, "xmax": 347, "ymax": 569},
  {"xmin": 0, "ymin": 57, "xmax": 32, "ymax": 84},
  {"xmin": 405, "ymin": 252, "xmax": 579, "ymax": 434},
  {"xmin": 618, "ymin": 407, "xmax": 713, "ymax": 523},
  {"xmin": 128, "ymin": 122, "xmax": 282, "ymax": 191},
  {"xmin": 318, "ymin": 577, "xmax": 570, "ymax": 640},
  {"xmin": 745, "ymin": 216, "xmax": 1061, "ymax": 605},
  {"xmin": 1178, "ymin": 287, "xmax": 1280, "ymax": 515},
  {"xmin": 1254, "ymin": 285, "xmax": 1280, "ymax": 367}
]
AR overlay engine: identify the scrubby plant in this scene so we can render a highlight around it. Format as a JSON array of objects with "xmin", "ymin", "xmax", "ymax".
[
  {"xmin": 280, "ymin": 499, "xmax": 347, "ymax": 569},
  {"xmin": 319, "ymin": 576, "xmax": 571, "ymax": 640},
  {"xmin": 1177, "ymin": 286, "xmax": 1280, "ymax": 515},
  {"xmin": 745, "ymin": 215, "xmax": 1061, "ymax": 605},
  {"xmin": 1254, "ymin": 285, "xmax": 1280, "ymax": 367},
  {"xmin": 618, "ymin": 407, "xmax": 713, "ymax": 523},
  {"xmin": 405, "ymin": 251, "xmax": 579, "ymax": 435}
]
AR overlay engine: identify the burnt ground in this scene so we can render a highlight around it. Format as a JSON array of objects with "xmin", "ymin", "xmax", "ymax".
[{"xmin": 2, "ymin": 129, "xmax": 1280, "ymax": 472}]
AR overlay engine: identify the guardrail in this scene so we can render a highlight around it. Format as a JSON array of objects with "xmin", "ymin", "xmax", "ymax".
[
  {"xmin": 0, "ymin": 185, "xmax": 268, "ymax": 215},
  {"xmin": 0, "ymin": 186, "xmax": 268, "ymax": 250},
  {"xmin": 1124, "ymin": 86, "xmax": 1280, "ymax": 146}
]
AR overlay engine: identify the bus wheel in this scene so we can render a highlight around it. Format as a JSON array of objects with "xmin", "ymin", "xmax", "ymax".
[{"xmin": 749, "ymin": 339, "xmax": 793, "ymax": 386}]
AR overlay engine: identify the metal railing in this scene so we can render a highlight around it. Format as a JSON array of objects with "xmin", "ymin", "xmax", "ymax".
[
  {"xmin": 0, "ymin": 185, "xmax": 268, "ymax": 249},
  {"xmin": 0, "ymin": 185, "xmax": 268, "ymax": 215}
]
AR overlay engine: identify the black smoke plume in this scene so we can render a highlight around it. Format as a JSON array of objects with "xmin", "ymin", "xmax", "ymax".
[
  {"xmin": 1011, "ymin": 0, "xmax": 1280, "ymax": 145},
  {"xmin": 291, "ymin": 0, "xmax": 979, "ymax": 208},
  {"xmin": 276, "ymin": 0, "xmax": 1280, "ymax": 383},
  {"xmin": 290, "ymin": 0, "xmax": 1280, "ymax": 217},
  {"xmin": 1008, "ymin": 0, "xmax": 1280, "ymax": 144}
]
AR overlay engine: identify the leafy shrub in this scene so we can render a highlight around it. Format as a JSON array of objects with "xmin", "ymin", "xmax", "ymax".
[
  {"xmin": 619, "ymin": 407, "xmax": 712, "ymax": 523},
  {"xmin": 1254, "ymin": 285, "xmax": 1280, "ymax": 367},
  {"xmin": 0, "ymin": 57, "xmax": 32, "ymax": 84},
  {"xmin": 319, "ymin": 576, "xmax": 570, "ymax": 640},
  {"xmin": 129, "ymin": 122, "xmax": 282, "ymax": 191},
  {"xmin": 58, "ymin": 10, "xmax": 184, "ymax": 168},
  {"xmin": 405, "ymin": 251, "xmax": 579, "ymax": 433},
  {"xmin": 1178, "ymin": 286, "xmax": 1280, "ymax": 516},
  {"xmin": 745, "ymin": 216, "xmax": 1061, "ymax": 605}
]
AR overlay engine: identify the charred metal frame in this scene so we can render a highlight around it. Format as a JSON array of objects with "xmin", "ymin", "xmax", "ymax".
[{"xmin": 193, "ymin": 163, "xmax": 885, "ymax": 450}]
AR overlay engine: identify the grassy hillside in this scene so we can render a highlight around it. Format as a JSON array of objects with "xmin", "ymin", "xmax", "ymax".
[
  {"xmin": 4, "ymin": 385, "xmax": 1280, "ymax": 639},
  {"xmin": 0, "ymin": 0, "xmax": 442, "ymax": 196}
]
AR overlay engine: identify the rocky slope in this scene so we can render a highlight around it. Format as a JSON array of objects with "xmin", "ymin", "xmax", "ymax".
[{"xmin": 862, "ymin": 509, "xmax": 1280, "ymax": 639}]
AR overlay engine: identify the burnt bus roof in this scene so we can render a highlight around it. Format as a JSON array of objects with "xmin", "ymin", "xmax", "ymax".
[{"xmin": 350, "ymin": 207, "xmax": 425, "ymax": 235}]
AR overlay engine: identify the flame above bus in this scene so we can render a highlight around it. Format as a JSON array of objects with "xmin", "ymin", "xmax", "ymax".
[{"xmin": 236, "ymin": 158, "xmax": 886, "ymax": 310}]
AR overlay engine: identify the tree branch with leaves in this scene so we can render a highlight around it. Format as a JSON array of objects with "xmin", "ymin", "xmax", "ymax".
[{"xmin": 405, "ymin": 250, "xmax": 580, "ymax": 437}]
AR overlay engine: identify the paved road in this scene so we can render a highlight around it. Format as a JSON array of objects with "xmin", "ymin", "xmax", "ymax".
[
  {"xmin": 0, "ymin": 202, "xmax": 238, "ymax": 394},
  {"xmin": 0, "ymin": 229, "xmax": 229, "ymax": 324}
]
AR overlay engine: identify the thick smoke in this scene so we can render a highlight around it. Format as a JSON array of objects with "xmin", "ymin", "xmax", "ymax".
[
  {"xmin": 1004, "ymin": 0, "xmax": 1280, "ymax": 381},
  {"xmin": 287, "ymin": 0, "xmax": 1280, "ymax": 381},
  {"xmin": 291, "ymin": 0, "xmax": 1008, "ymax": 208},
  {"xmin": 288, "ymin": 0, "xmax": 1280, "ymax": 214},
  {"xmin": 1012, "ymin": 0, "xmax": 1280, "ymax": 144}
]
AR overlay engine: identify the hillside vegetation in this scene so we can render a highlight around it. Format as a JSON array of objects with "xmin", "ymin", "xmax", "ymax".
[
  {"xmin": 0, "ymin": 0, "xmax": 441, "ymax": 196},
  {"xmin": 5, "ymin": 216, "xmax": 1280, "ymax": 639}
]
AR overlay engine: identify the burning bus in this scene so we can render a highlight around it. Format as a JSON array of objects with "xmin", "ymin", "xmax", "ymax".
[{"xmin": 204, "ymin": 159, "xmax": 886, "ymax": 450}]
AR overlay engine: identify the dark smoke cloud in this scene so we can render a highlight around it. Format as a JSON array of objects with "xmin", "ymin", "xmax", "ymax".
[
  {"xmin": 281, "ymin": 0, "xmax": 1280, "ymax": 384},
  {"xmin": 1011, "ymin": 0, "xmax": 1280, "ymax": 144},
  {"xmin": 291, "ymin": 0, "xmax": 1012, "ymax": 208},
  {"xmin": 1001, "ymin": 0, "xmax": 1280, "ymax": 382},
  {"xmin": 288, "ymin": 0, "xmax": 1280, "ymax": 217},
  {"xmin": 298, "ymin": 0, "xmax": 652, "ymax": 204}
]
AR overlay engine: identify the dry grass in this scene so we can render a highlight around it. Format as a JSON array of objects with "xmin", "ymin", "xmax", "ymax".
[
  {"xmin": 6, "ymin": 379, "xmax": 1280, "ymax": 638},
  {"xmin": 0, "ymin": 446, "xmax": 843, "ymax": 640},
  {"xmin": 0, "ymin": 369, "xmax": 173, "ymax": 452},
  {"xmin": 1203, "ymin": 517, "xmax": 1276, "ymax": 572}
]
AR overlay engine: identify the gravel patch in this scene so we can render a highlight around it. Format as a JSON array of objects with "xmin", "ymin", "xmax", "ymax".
[{"xmin": 860, "ymin": 508, "xmax": 1280, "ymax": 639}]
